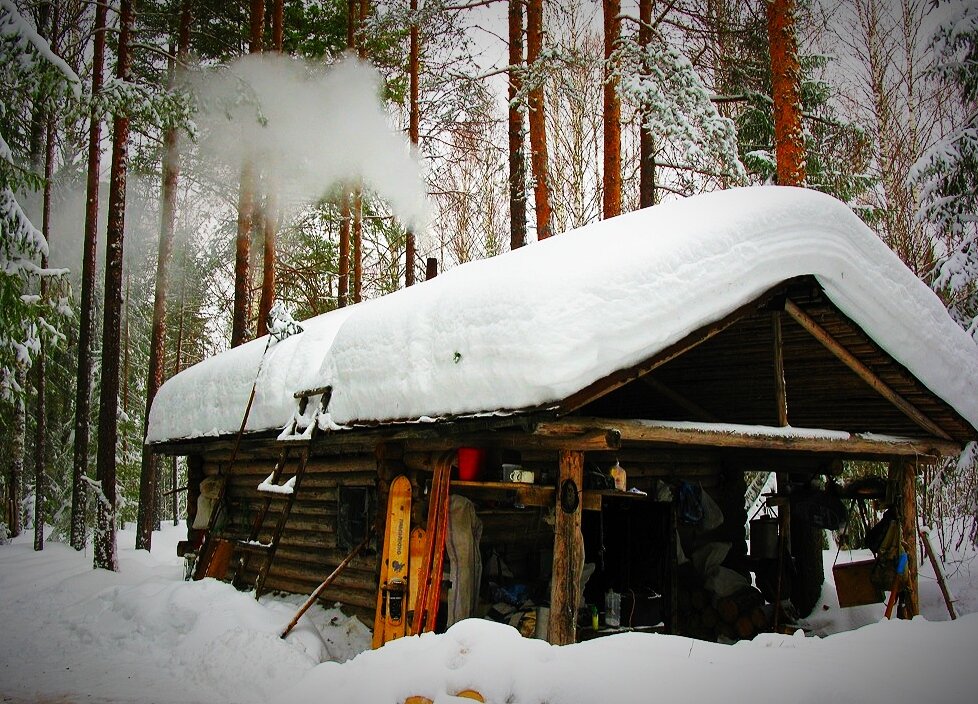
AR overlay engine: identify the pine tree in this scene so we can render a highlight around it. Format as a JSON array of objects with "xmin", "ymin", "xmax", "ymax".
[
  {"xmin": 767, "ymin": 0, "xmax": 805, "ymax": 185},
  {"xmin": 95, "ymin": 0, "xmax": 136, "ymax": 572},
  {"xmin": 638, "ymin": 0, "xmax": 655, "ymax": 208},
  {"xmin": 526, "ymin": 0, "xmax": 552, "ymax": 240},
  {"xmin": 912, "ymin": 1, "xmax": 978, "ymax": 335},
  {"xmin": 602, "ymin": 0, "xmax": 621, "ymax": 218},
  {"xmin": 406, "ymin": 0, "xmax": 419, "ymax": 280},
  {"xmin": 508, "ymin": 0, "xmax": 526, "ymax": 250},
  {"xmin": 231, "ymin": 0, "xmax": 263, "ymax": 347},
  {"xmin": 70, "ymin": 0, "xmax": 109, "ymax": 552},
  {"xmin": 0, "ymin": 0, "xmax": 78, "ymax": 538},
  {"xmin": 256, "ymin": 0, "xmax": 283, "ymax": 336},
  {"xmin": 137, "ymin": 0, "xmax": 193, "ymax": 552}
]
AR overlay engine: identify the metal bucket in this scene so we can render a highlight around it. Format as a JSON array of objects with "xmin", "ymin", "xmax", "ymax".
[{"xmin": 750, "ymin": 516, "xmax": 779, "ymax": 559}]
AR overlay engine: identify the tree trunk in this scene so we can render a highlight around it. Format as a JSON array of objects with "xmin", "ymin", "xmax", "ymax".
[
  {"xmin": 257, "ymin": 0, "xmax": 283, "ymax": 336},
  {"xmin": 171, "ymin": 276, "xmax": 186, "ymax": 527},
  {"xmin": 508, "ymin": 0, "xmax": 526, "ymax": 250},
  {"xmin": 122, "ymin": 277, "xmax": 131, "ymax": 470},
  {"xmin": 256, "ymin": 190, "xmax": 277, "ymax": 336},
  {"xmin": 638, "ymin": 0, "xmax": 656, "ymax": 208},
  {"xmin": 250, "ymin": 0, "xmax": 264, "ymax": 52},
  {"xmin": 70, "ymin": 0, "xmax": 108, "ymax": 553},
  {"xmin": 405, "ymin": 0, "xmax": 419, "ymax": 285},
  {"xmin": 137, "ymin": 0, "xmax": 192, "ymax": 551},
  {"xmin": 7, "ymin": 367, "xmax": 26, "ymax": 537},
  {"xmin": 95, "ymin": 0, "xmax": 135, "ymax": 572},
  {"xmin": 27, "ymin": 3, "xmax": 51, "ymax": 166},
  {"xmin": 358, "ymin": 0, "xmax": 369, "ymax": 58},
  {"xmin": 34, "ymin": 4, "xmax": 59, "ymax": 553},
  {"xmin": 338, "ymin": 190, "xmax": 350, "ymax": 308},
  {"xmin": 526, "ymin": 0, "xmax": 552, "ymax": 240},
  {"xmin": 272, "ymin": 0, "xmax": 283, "ymax": 51},
  {"xmin": 602, "ymin": 0, "xmax": 621, "ymax": 218},
  {"xmin": 232, "ymin": 1, "xmax": 264, "ymax": 346},
  {"xmin": 351, "ymin": 1, "xmax": 368, "ymax": 299},
  {"xmin": 346, "ymin": 0, "xmax": 355, "ymax": 49},
  {"xmin": 352, "ymin": 186, "xmax": 363, "ymax": 303},
  {"xmin": 232, "ymin": 162, "xmax": 254, "ymax": 346},
  {"xmin": 766, "ymin": 0, "xmax": 806, "ymax": 186}
]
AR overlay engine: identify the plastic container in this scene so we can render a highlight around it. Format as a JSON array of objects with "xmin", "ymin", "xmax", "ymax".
[
  {"xmin": 457, "ymin": 447, "xmax": 486, "ymax": 481},
  {"xmin": 610, "ymin": 462, "xmax": 627, "ymax": 491},
  {"xmin": 605, "ymin": 589, "xmax": 621, "ymax": 628}
]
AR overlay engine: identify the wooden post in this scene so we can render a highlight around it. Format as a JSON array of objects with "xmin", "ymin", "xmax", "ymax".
[
  {"xmin": 772, "ymin": 311, "xmax": 788, "ymax": 427},
  {"xmin": 548, "ymin": 450, "xmax": 584, "ymax": 645},
  {"xmin": 425, "ymin": 257, "xmax": 438, "ymax": 281},
  {"xmin": 897, "ymin": 458, "xmax": 920, "ymax": 618}
]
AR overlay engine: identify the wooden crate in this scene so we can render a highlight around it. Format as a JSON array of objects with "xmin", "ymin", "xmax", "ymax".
[{"xmin": 833, "ymin": 559, "xmax": 884, "ymax": 608}]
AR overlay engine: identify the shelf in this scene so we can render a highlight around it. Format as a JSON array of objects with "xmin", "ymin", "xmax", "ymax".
[{"xmin": 450, "ymin": 481, "xmax": 645, "ymax": 511}]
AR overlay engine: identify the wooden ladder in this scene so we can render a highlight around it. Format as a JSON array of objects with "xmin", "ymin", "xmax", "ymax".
[{"xmin": 233, "ymin": 387, "xmax": 329, "ymax": 598}]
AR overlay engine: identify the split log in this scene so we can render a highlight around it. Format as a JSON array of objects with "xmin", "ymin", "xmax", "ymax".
[{"xmin": 717, "ymin": 587, "xmax": 765, "ymax": 624}]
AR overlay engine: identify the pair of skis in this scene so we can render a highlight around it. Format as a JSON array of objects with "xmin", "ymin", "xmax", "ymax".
[
  {"xmin": 372, "ymin": 455, "xmax": 453, "ymax": 648},
  {"xmin": 410, "ymin": 456, "xmax": 452, "ymax": 636}
]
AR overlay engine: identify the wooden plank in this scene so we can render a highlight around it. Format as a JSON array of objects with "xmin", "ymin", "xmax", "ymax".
[
  {"xmin": 548, "ymin": 450, "xmax": 584, "ymax": 646},
  {"xmin": 772, "ymin": 311, "xmax": 788, "ymax": 427},
  {"xmin": 535, "ymin": 417, "xmax": 961, "ymax": 458},
  {"xmin": 784, "ymin": 299, "xmax": 953, "ymax": 441}
]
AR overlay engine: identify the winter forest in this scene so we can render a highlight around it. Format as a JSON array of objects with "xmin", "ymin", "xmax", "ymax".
[{"xmin": 1, "ymin": 0, "xmax": 977, "ymax": 573}]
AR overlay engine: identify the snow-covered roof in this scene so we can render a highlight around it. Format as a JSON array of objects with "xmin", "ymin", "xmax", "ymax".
[{"xmin": 146, "ymin": 186, "xmax": 978, "ymax": 444}]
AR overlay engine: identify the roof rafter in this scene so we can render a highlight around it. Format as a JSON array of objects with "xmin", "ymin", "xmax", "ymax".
[{"xmin": 783, "ymin": 299, "xmax": 953, "ymax": 441}]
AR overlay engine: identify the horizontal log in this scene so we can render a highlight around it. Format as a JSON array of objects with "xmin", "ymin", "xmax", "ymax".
[
  {"xmin": 267, "ymin": 558, "xmax": 378, "ymax": 592},
  {"xmin": 536, "ymin": 417, "xmax": 960, "ymax": 459},
  {"xmin": 402, "ymin": 429, "xmax": 621, "ymax": 453},
  {"xmin": 259, "ymin": 574, "xmax": 377, "ymax": 611}
]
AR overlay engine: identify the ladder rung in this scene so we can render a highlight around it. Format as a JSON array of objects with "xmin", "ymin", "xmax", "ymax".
[
  {"xmin": 277, "ymin": 435, "xmax": 311, "ymax": 444},
  {"xmin": 236, "ymin": 540, "xmax": 272, "ymax": 555},
  {"xmin": 257, "ymin": 473, "xmax": 296, "ymax": 496}
]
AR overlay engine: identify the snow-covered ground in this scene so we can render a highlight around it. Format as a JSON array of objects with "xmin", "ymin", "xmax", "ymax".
[{"xmin": 2, "ymin": 523, "xmax": 977, "ymax": 704}]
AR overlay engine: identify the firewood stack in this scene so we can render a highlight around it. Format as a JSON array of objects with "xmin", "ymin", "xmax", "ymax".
[
  {"xmin": 716, "ymin": 586, "xmax": 768, "ymax": 640},
  {"xmin": 679, "ymin": 581, "xmax": 770, "ymax": 641}
]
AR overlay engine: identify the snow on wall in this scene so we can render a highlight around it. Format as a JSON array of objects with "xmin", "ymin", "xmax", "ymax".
[{"xmin": 146, "ymin": 186, "xmax": 978, "ymax": 444}]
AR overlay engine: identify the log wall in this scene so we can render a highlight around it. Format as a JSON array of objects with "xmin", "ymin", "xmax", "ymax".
[{"xmin": 202, "ymin": 451, "xmax": 379, "ymax": 624}]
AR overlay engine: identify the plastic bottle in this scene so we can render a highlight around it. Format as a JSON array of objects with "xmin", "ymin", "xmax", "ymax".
[{"xmin": 610, "ymin": 462, "xmax": 626, "ymax": 492}]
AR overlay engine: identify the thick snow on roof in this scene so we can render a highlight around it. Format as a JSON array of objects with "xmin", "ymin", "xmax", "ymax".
[{"xmin": 146, "ymin": 186, "xmax": 978, "ymax": 444}]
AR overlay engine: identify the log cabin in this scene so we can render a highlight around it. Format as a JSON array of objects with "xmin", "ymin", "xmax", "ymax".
[{"xmin": 146, "ymin": 187, "xmax": 978, "ymax": 646}]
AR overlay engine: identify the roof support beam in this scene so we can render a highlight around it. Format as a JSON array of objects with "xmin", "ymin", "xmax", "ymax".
[
  {"xmin": 534, "ymin": 417, "xmax": 961, "ymax": 458},
  {"xmin": 772, "ymin": 311, "xmax": 788, "ymax": 427},
  {"xmin": 783, "ymin": 299, "xmax": 953, "ymax": 441},
  {"xmin": 641, "ymin": 375, "xmax": 718, "ymax": 422}
]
